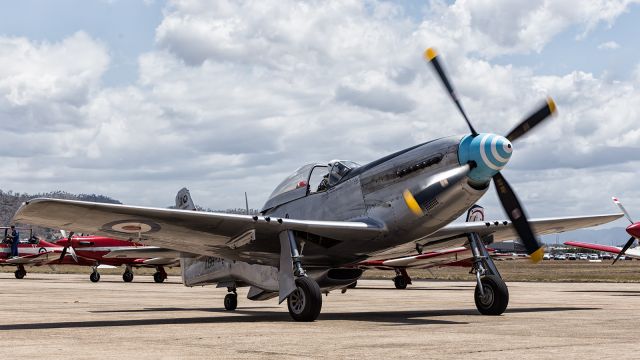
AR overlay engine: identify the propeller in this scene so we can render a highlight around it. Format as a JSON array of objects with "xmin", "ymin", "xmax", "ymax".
[
  {"xmin": 58, "ymin": 230, "xmax": 78, "ymax": 263},
  {"xmin": 407, "ymin": 47, "xmax": 557, "ymax": 263},
  {"xmin": 611, "ymin": 197, "xmax": 638, "ymax": 264}
]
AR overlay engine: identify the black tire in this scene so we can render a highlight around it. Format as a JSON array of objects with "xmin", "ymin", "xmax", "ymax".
[
  {"xmin": 123, "ymin": 271, "xmax": 134, "ymax": 283},
  {"xmin": 153, "ymin": 272, "xmax": 166, "ymax": 283},
  {"xmin": 90, "ymin": 272, "xmax": 100, "ymax": 283},
  {"xmin": 347, "ymin": 280, "xmax": 357, "ymax": 289},
  {"xmin": 474, "ymin": 275, "xmax": 509, "ymax": 315},
  {"xmin": 287, "ymin": 277, "xmax": 322, "ymax": 322},
  {"xmin": 224, "ymin": 293, "xmax": 238, "ymax": 311},
  {"xmin": 393, "ymin": 275, "xmax": 407, "ymax": 289},
  {"xmin": 14, "ymin": 269, "xmax": 26, "ymax": 279}
]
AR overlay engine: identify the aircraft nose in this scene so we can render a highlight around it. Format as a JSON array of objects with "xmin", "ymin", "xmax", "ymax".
[
  {"xmin": 458, "ymin": 133, "xmax": 513, "ymax": 183},
  {"xmin": 627, "ymin": 223, "xmax": 640, "ymax": 239}
]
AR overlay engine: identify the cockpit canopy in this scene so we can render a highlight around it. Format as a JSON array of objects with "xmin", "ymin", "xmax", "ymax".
[{"xmin": 262, "ymin": 160, "xmax": 361, "ymax": 212}]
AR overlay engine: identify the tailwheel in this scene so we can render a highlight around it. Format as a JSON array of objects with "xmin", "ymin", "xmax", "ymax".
[
  {"xmin": 287, "ymin": 277, "xmax": 322, "ymax": 322},
  {"xmin": 14, "ymin": 269, "xmax": 26, "ymax": 279},
  {"xmin": 90, "ymin": 271, "xmax": 101, "ymax": 283},
  {"xmin": 393, "ymin": 275, "xmax": 407, "ymax": 289},
  {"xmin": 474, "ymin": 275, "xmax": 509, "ymax": 315},
  {"xmin": 153, "ymin": 272, "xmax": 166, "ymax": 283},
  {"xmin": 122, "ymin": 270, "xmax": 134, "ymax": 283},
  {"xmin": 224, "ymin": 293, "xmax": 238, "ymax": 311}
]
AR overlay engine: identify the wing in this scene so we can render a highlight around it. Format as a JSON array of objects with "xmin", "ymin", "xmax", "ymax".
[
  {"xmin": 563, "ymin": 241, "xmax": 622, "ymax": 254},
  {"xmin": 368, "ymin": 213, "xmax": 623, "ymax": 260},
  {"xmin": 13, "ymin": 198, "xmax": 386, "ymax": 266},
  {"xmin": 359, "ymin": 247, "xmax": 470, "ymax": 269},
  {"xmin": 102, "ymin": 247, "xmax": 181, "ymax": 267},
  {"xmin": 1, "ymin": 251, "xmax": 61, "ymax": 265},
  {"xmin": 102, "ymin": 247, "xmax": 182, "ymax": 259},
  {"xmin": 430, "ymin": 213, "xmax": 623, "ymax": 242}
]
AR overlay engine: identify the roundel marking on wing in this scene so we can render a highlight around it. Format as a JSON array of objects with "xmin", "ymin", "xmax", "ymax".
[{"xmin": 101, "ymin": 219, "xmax": 161, "ymax": 234}]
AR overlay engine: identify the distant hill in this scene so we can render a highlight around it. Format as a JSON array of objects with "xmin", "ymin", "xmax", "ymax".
[{"xmin": 0, "ymin": 190, "xmax": 122, "ymax": 239}]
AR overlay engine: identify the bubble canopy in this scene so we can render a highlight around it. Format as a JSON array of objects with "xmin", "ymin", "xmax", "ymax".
[{"xmin": 262, "ymin": 161, "xmax": 361, "ymax": 212}]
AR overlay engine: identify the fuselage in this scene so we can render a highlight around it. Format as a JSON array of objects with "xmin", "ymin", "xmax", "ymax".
[
  {"xmin": 53, "ymin": 236, "xmax": 148, "ymax": 266},
  {"xmin": 260, "ymin": 134, "xmax": 505, "ymax": 266}
]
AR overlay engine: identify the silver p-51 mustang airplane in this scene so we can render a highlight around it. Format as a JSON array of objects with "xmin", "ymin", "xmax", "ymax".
[{"xmin": 13, "ymin": 49, "xmax": 622, "ymax": 321}]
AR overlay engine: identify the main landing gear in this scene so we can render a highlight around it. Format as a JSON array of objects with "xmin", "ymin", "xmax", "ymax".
[
  {"xmin": 469, "ymin": 233, "xmax": 509, "ymax": 315},
  {"xmin": 224, "ymin": 287, "xmax": 238, "ymax": 311},
  {"xmin": 14, "ymin": 265, "xmax": 26, "ymax": 279},
  {"xmin": 153, "ymin": 266, "xmax": 168, "ymax": 283},
  {"xmin": 122, "ymin": 265, "xmax": 134, "ymax": 283},
  {"xmin": 283, "ymin": 230, "xmax": 322, "ymax": 322},
  {"xmin": 392, "ymin": 268, "xmax": 412, "ymax": 289},
  {"xmin": 90, "ymin": 267, "xmax": 101, "ymax": 283}
]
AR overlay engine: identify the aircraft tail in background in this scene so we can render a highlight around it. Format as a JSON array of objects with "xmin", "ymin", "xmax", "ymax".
[
  {"xmin": 466, "ymin": 204, "xmax": 485, "ymax": 222},
  {"xmin": 175, "ymin": 188, "xmax": 196, "ymax": 211}
]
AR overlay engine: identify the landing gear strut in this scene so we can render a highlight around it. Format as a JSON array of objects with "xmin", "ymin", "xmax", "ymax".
[
  {"xmin": 469, "ymin": 233, "xmax": 508, "ymax": 315},
  {"xmin": 282, "ymin": 230, "xmax": 322, "ymax": 322},
  {"xmin": 393, "ymin": 268, "xmax": 412, "ymax": 289},
  {"xmin": 224, "ymin": 287, "xmax": 238, "ymax": 311},
  {"xmin": 153, "ymin": 266, "xmax": 167, "ymax": 283},
  {"xmin": 122, "ymin": 265, "xmax": 134, "ymax": 283},
  {"xmin": 90, "ymin": 266, "xmax": 100, "ymax": 283},
  {"xmin": 14, "ymin": 265, "xmax": 26, "ymax": 279}
]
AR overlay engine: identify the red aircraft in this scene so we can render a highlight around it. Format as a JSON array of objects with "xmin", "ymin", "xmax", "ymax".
[
  {"xmin": 1, "ymin": 226, "xmax": 74, "ymax": 279},
  {"xmin": 565, "ymin": 197, "xmax": 640, "ymax": 263},
  {"xmin": 53, "ymin": 232, "xmax": 180, "ymax": 283},
  {"xmin": 1, "ymin": 227, "xmax": 178, "ymax": 282}
]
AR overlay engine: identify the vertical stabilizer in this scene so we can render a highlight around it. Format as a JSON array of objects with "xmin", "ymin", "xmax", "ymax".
[
  {"xmin": 466, "ymin": 204, "xmax": 485, "ymax": 222},
  {"xmin": 175, "ymin": 188, "xmax": 196, "ymax": 210}
]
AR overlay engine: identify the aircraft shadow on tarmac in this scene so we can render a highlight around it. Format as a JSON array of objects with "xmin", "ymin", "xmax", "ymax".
[
  {"xmin": 353, "ymin": 287, "xmax": 473, "ymax": 291},
  {"xmin": 0, "ymin": 306, "xmax": 600, "ymax": 331},
  {"xmin": 563, "ymin": 290, "xmax": 640, "ymax": 296}
]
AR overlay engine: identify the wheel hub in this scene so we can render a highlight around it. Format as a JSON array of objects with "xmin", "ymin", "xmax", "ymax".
[
  {"xmin": 479, "ymin": 285, "xmax": 494, "ymax": 306},
  {"xmin": 289, "ymin": 288, "xmax": 306, "ymax": 314}
]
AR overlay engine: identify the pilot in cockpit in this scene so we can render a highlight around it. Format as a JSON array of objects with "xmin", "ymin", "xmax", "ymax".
[{"xmin": 317, "ymin": 160, "xmax": 358, "ymax": 192}]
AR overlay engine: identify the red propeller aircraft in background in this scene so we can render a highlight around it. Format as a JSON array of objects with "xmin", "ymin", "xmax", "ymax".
[
  {"xmin": 1, "ymin": 226, "xmax": 71, "ymax": 279},
  {"xmin": 565, "ymin": 197, "xmax": 640, "ymax": 262},
  {"xmin": 1, "ymin": 227, "xmax": 178, "ymax": 282},
  {"xmin": 54, "ymin": 232, "xmax": 179, "ymax": 283}
]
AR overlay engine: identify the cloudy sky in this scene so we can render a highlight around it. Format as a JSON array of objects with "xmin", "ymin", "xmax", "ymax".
[{"xmin": 0, "ymin": 0, "xmax": 639, "ymax": 228}]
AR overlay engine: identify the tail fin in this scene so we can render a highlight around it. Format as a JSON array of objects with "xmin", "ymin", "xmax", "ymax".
[
  {"xmin": 466, "ymin": 204, "xmax": 485, "ymax": 222},
  {"xmin": 175, "ymin": 188, "xmax": 196, "ymax": 210}
]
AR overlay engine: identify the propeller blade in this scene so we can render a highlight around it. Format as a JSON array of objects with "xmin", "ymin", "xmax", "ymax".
[
  {"xmin": 613, "ymin": 236, "xmax": 636, "ymax": 265},
  {"xmin": 68, "ymin": 246, "xmax": 79, "ymax": 263},
  {"xmin": 58, "ymin": 231, "xmax": 74, "ymax": 262},
  {"xmin": 424, "ymin": 48, "xmax": 478, "ymax": 136},
  {"xmin": 492, "ymin": 172, "xmax": 544, "ymax": 262},
  {"xmin": 403, "ymin": 164, "xmax": 471, "ymax": 216},
  {"xmin": 612, "ymin": 197, "xmax": 634, "ymax": 224},
  {"xmin": 505, "ymin": 97, "xmax": 557, "ymax": 142},
  {"xmin": 58, "ymin": 246, "xmax": 68, "ymax": 262}
]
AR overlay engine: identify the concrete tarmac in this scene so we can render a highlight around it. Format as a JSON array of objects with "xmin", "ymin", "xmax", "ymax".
[{"xmin": 3, "ymin": 273, "xmax": 640, "ymax": 359}]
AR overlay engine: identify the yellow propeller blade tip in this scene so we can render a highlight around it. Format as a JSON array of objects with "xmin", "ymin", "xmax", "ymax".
[
  {"xmin": 424, "ymin": 48, "xmax": 438, "ymax": 61},
  {"xmin": 402, "ymin": 190, "xmax": 423, "ymax": 216},
  {"xmin": 546, "ymin": 97, "xmax": 557, "ymax": 115},
  {"xmin": 529, "ymin": 246, "xmax": 545, "ymax": 264}
]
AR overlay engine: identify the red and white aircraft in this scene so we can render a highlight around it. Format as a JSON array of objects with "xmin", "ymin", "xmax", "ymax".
[
  {"xmin": 565, "ymin": 197, "xmax": 640, "ymax": 263},
  {"xmin": 1, "ymin": 227, "xmax": 178, "ymax": 282},
  {"xmin": 1, "ymin": 226, "xmax": 70, "ymax": 279},
  {"xmin": 54, "ymin": 232, "xmax": 179, "ymax": 283},
  {"xmin": 358, "ymin": 205, "xmax": 525, "ymax": 289}
]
